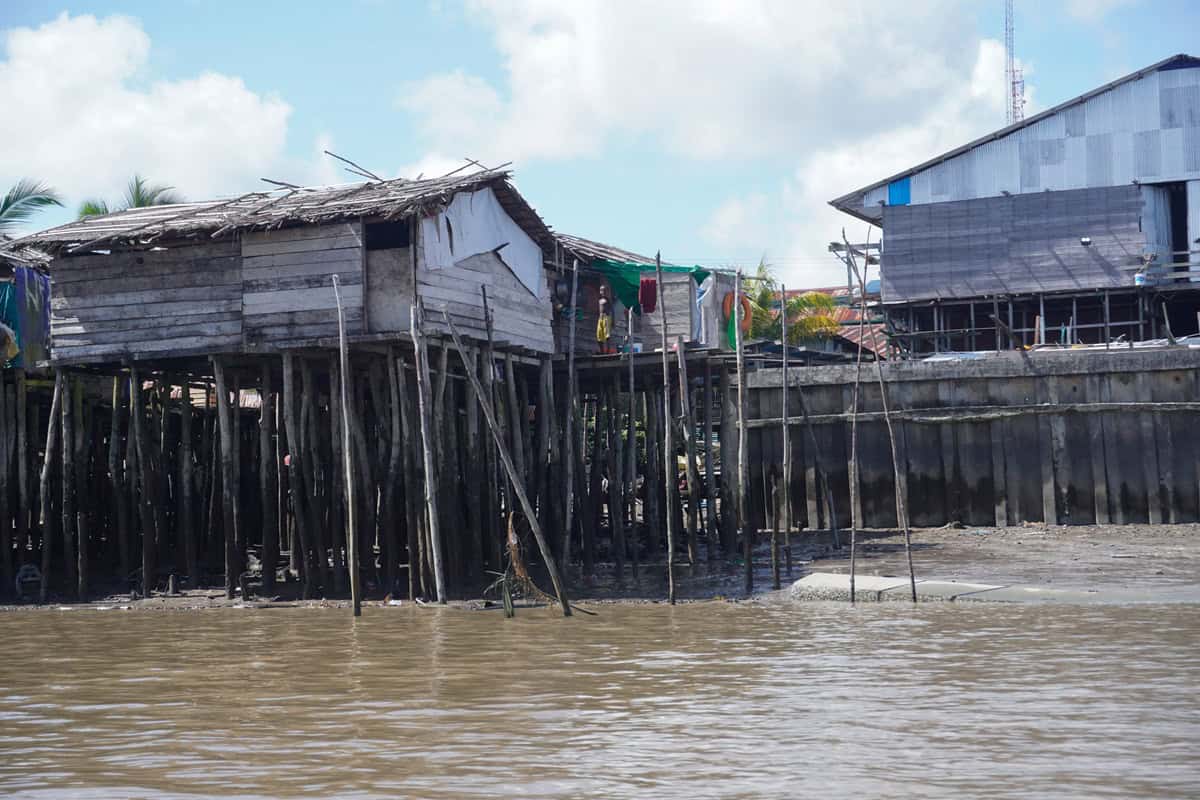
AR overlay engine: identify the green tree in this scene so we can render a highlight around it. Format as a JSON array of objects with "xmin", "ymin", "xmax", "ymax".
[
  {"xmin": 0, "ymin": 179, "xmax": 63, "ymax": 235},
  {"xmin": 78, "ymin": 175, "xmax": 183, "ymax": 218},
  {"xmin": 743, "ymin": 258, "xmax": 839, "ymax": 343}
]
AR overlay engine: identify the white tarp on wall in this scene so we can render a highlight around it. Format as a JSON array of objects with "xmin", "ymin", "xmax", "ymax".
[{"xmin": 419, "ymin": 186, "xmax": 544, "ymax": 297}]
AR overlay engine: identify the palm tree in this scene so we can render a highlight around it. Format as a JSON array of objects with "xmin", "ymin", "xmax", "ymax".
[
  {"xmin": 78, "ymin": 175, "xmax": 183, "ymax": 218},
  {"xmin": 743, "ymin": 258, "xmax": 839, "ymax": 343},
  {"xmin": 0, "ymin": 179, "xmax": 63, "ymax": 235}
]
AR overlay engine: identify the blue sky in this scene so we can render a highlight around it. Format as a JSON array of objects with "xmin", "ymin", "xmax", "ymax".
[{"xmin": 2, "ymin": 0, "xmax": 1197, "ymax": 285}]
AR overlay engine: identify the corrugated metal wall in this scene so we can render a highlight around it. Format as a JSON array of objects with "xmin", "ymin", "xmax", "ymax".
[
  {"xmin": 881, "ymin": 185, "xmax": 1145, "ymax": 302},
  {"xmin": 858, "ymin": 64, "xmax": 1200, "ymax": 214}
]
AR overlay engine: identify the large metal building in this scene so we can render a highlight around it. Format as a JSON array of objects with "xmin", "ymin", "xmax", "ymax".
[{"xmin": 831, "ymin": 54, "xmax": 1200, "ymax": 353}]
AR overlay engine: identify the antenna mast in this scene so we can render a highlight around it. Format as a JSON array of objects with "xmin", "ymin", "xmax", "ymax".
[{"xmin": 1005, "ymin": 0, "xmax": 1025, "ymax": 124}]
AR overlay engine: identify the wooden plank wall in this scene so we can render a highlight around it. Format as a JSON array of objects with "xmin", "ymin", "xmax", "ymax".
[
  {"xmin": 417, "ymin": 251, "xmax": 554, "ymax": 353},
  {"xmin": 51, "ymin": 241, "xmax": 242, "ymax": 363},
  {"xmin": 241, "ymin": 222, "xmax": 364, "ymax": 346},
  {"xmin": 881, "ymin": 184, "xmax": 1145, "ymax": 303},
  {"xmin": 743, "ymin": 349, "xmax": 1200, "ymax": 530},
  {"xmin": 641, "ymin": 273, "xmax": 696, "ymax": 344}
]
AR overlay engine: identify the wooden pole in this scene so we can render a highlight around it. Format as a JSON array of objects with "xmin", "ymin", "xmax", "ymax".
[
  {"xmin": 178, "ymin": 382, "xmax": 197, "ymax": 587},
  {"xmin": 504, "ymin": 352, "xmax": 526, "ymax": 487},
  {"xmin": 780, "ymin": 283, "xmax": 792, "ymax": 576},
  {"xmin": 702, "ymin": 361, "xmax": 718, "ymax": 561},
  {"xmin": 257, "ymin": 366, "xmax": 276, "ymax": 595},
  {"xmin": 333, "ymin": 275, "xmax": 361, "ymax": 615},
  {"xmin": 442, "ymin": 311, "xmax": 572, "ymax": 617},
  {"xmin": 212, "ymin": 358, "xmax": 239, "ymax": 600},
  {"xmin": 676, "ymin": 336, "xmax": 701, "ymax": 564},
  {"xmin": 771, "ymin": 474, "xmax": 781, "ymax": 590},
  {"xmin": 562, "ymin": 259, "xmax": 580, "ymax": 566},
  {"xmin": 16, "ymin": 368, "xmax": 28, "ymax": 557},
  {"xmin": 411, "ymin": 302, "xmax": 446, "ymax": 602},
  {"xmin": 73, "ymin": 379, "xmax": 88, "ymax": 600},
  {"xmin": 656, "ymin": 253, "xmax": 676, "ymax": 604},
  {"xmin": 61, "ymin": 375, "xmax": 77, "ymax": 598},
  {"xmin": 130, "ymin": 369, "xmax": 158, "ymax": 599},
  {"xmin": 0, "ymin": 374, "xmax": 10, "ymax": 597},
  {"xmin": 625, "ymin": 308, "xmax": 638, "ymax": 578},
  {"xmin": 606, "ymin": 382, "xmax": 625, "ymax": 581},
  {"xmin": 281, "ymin": 357, "xmax": 312, "ymax": 596},
  {"xmin": 734, "ymin": 268, "xmax": 750, "ymax": 594},
  {"xmin": 37, "ymin": 373, "xmax": 64, "ymax": 603}
]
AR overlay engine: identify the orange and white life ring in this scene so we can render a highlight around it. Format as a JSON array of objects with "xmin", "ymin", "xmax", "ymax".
[{"xmin": 722, "ymin": 292, "xmax": 752, "ymax": 334}]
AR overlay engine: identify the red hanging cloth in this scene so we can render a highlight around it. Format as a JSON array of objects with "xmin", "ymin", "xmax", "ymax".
[{"xmin": 638, "ymin": 276, "xmax": 658, "ymax": 314}]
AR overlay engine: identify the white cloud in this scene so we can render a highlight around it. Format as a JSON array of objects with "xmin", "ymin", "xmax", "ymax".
[
  {"xmin": 1064, "ymin": 0, "xmax": 1138, "ymax": 21},
  {"xmin": 0, "ymin": 13, "xmax": 308, "ymax": 218},
  {"xmin": 397, "ymin": 1, "xmax": 1033, "ymax": 285}
]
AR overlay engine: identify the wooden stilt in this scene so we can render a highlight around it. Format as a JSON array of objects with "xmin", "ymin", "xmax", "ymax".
[
  {"xmin": 771, "ymin": 474, "xmax": 781, "ymax": 591},
  {"xmin": 734, "ymin": 269, "xmax": 750, "ymax": 595},
  {"xmin": 37, "ymin": 373, "xmax": 64, "ymax": 603},
  {"xmin": 411, "ymin": 302, "xmax": 446, "ymax": 602},
  {"xmin": 504, "ymin": 353, "xmax": 527, "ymax": 488},
  {"xmin": 780, "ymin": 283, "xmax": 792, "ymax": 575},
  {"xmin": 396, "ymin": 354, "xmax": 422, "ymax": 600},
  {"xmin": 212, "ymin": 358, "xmax": 239, "ymax": 599},
  {"xmin": 676, "ymin": 337, "xmax": 700, "ymax": 564},
  {"xmin": 332, "ymin": 274, "xmax": 361, "ymax": 615},
  {"xmin": 130, "ymin": 369, "xmax": 158, "ymax": 599},
  {"xmin": 702, "ymin": 361, "xmax": 718, "ymax": 562},
  {"xmin": 16, "ymin": 369, "xmax": 28, "ymax": 557},
  {"xmin": 442, "ymin": 312, "xmax": 572, "ymax": 616},
  {"xmin": 281, "ymin": 355, "xmax": 316, "ymax": 598},
  {"xmin": 656, "ymin": 253, "xmax": 677, "ymax": 603},
  {"xmin": 61, "ymin": 375, "xmax": 77, "ymax": 597},
  {"xmin": 718, "ymin": 368, "xmax": 737, "ymax": 555},
  {"xmin": 607, "ymin": 382, "xmax": 625, "ymax": 581},
  {"xmin": 178, "ymin": 382, "xmax": 197, "ymax": 587},
  {"xmin": 73, "ymin": 378, "xmax": 88, "ymax": 600},
  {"xmin": 562, "ymin": 259, "xmax": 580, "ymax": 566},
  {"xmin": 258, "ymin": 366, "xmax": 276, "ymax": 595},
  {"xmin": 642, "ymin": 390, "xmax": 660, "ymax": 559}
]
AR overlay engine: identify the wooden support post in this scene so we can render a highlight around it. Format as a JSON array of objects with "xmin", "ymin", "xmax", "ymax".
[
  {"xmin": 702, "ymin": 360, "xmax": 718, "ymax": 561},
  {"xmin": 333, "ymin": 274, "xmax": 361, "ymax": 616},
  {"xmin": 770, "ymin": 474, "xmax": 781, "ymax": 591},
  {"xmin": 178, "ymin": 382, "xmax": 197, "ymax": 587},
  {"xmin": 642, "ymin": 390, "xmax": 661, "ymax": 558},
  {"xmin": 656, "ymin": 253, "xmax": 676, "ymax": 603},
  {"xmin": 625, "ymin": 314, "xmax": 638, "ymax": 578},
  {"xmin": 257, "ymin": 366, "xmax": 276, "ymax": 594},
  {"xmin": 282, "ymin": 355, "xmax": 316, "ymax": 598},
  {"xmin": 15, "ymin": 369, "xmax": 28, "ymax": 557},
  {"xmin": 61, "ymin": 375, "xmax": 77, "ymax": 598},
  {"xmin": 0, "ymin": 374, "xmax": 10, "ymax": 597},
  {"xmin": 504, "ymin": 352, "xmax": 527, "ymax": 487},
  {"xmin": 606, "ymin": 383, "xmax": 625, "ymax": 582},
  {"xmin": 676, "ymin": 337, "xmax": 700, "ymax": 564},
  {"xmin": 73, "ymin": 379, "xmax": 88, "ymax": 600},
  {"xmin": 562, "ymin": 259, "xmax": 580, "ymax": 567},
  {"xmin": 463, "ymin": 347, "xmax": 484, "ymax": 586},
  {"xmin": 384, "ymin": 349, "xmax": 406, "ymax": 595},
  {"xmin": 718, "ymin": 368, "xmax": 737, "ymax": 555},
  {"xmin": 396, "ymin": 354, "xmax": 422, "ymax": 600},
  {"xmin": 212, "ymin": 358, "xmax": 239, "ymax": 599},
  {"xmin": 443, "ymin": 312, "xmax": 571, "ymax": 616},
  {"xmin": 37, "ymin": 373, "xmax": 63, "ymax": 603},
  {"xmin": 780, "ymin": 285, "xmax": 792, "ymax": 572},
  {"xmin": 536, "ymin": 356, "xmax": 554, "ymax": 543},
  {"xmin": 734, "ymin": 268, "xmax": 750, "ymax": 595},
  {"xmin": 130, "ymin": 368, "xmax": 158, "ymax": 599},
  {"xmin": 480, "ymin": 286, "xmax": 504, "ymax": 567},
  {"xmin": 411, "ymin": 302, "xmax": 446, "ymax": 602}
]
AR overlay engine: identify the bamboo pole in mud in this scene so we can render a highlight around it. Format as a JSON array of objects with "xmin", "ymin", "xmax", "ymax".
[
  {"xmin": 213, "ymin": 358, "xmax": 239, "ymax": 600},
  {"xmin": 780, "ymin": 282, "xmax": 793, "ymax": 577},
  {"xmin": 131, "ymin": 368, "xmax": 158, "ymax": 599},
  {"xmin": 562, "ymin": 259, "xmax": 580, "ymax": 567},
  {"xmin": 442, "ymin": 311, "xmax": 572, "ymax": 617},
  {"xmin": 37, "ymin": 373, "xmax": 63, "ymax": 603},
  {"xmin": 333, "ymin": 275, "xmax": 361, "ymax": 616},
  {"xmin": 656, "ymin": 253, "xmax": 676, "ymax": 604},
  {"xmin": 735, "ymin": 269, "xmax": 750, "ymax": 595},
  {"xmin": 257, "ymin": 366, "xmax": 276, "ymax": 595},
  {"xmin": 676, "ymin": 336, "xmax": 701, "ymax": 564},
  {"xmin": 411, "ymin": 302, "xmax": 446, "ymax": 603}
]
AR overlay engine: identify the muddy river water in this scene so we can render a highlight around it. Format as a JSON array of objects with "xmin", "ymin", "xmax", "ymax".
[{"xmin": 0, "ymin": 600, "xmax": 1196, "ymax": 799}]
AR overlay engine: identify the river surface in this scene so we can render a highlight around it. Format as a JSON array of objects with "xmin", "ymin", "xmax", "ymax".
[{"xmin": 0, "ymin": 600, "xmax": 1196, "ymax": 799}]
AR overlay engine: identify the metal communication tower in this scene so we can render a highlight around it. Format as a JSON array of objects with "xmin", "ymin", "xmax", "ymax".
[{"xmin": 1005, "ymin": 0, "xmax": 1025, "ymax": 124}]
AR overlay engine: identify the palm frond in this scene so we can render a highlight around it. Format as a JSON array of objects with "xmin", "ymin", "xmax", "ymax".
[
  {"xmin": 78, "ymin": 199, "xmax": 111, "ymax": 218},
  {"xmin": 0, "ymin": 179, "xmax": 63, "ymax": 234},
  {"xmin": 124, "ymin": 174, "xmax": 183, "ymax": 208}
]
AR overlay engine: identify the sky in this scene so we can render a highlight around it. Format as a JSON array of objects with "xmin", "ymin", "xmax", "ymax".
[{"xmin": 2, "ymin": 0, "xmax": 1198, "ymax": 286}]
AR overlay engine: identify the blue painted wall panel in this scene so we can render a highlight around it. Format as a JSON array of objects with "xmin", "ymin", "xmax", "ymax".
[{"xmin": 887, "ymin": 177, "xmax": 911, "ymax": 206}]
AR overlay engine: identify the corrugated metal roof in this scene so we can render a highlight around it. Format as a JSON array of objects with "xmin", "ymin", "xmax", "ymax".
[{"xmin": 831, "ymin": 53, "xmax": 1200, "ymax": 223}]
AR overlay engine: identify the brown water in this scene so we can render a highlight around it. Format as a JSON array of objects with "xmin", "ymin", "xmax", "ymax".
[{"xmin": 0, "ymin": 600, "xmax": 1196, "ymax": 799}]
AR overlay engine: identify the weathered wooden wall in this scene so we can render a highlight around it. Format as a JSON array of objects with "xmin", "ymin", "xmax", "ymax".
[
  {"xmin": 51, "ymin": 241, "xmax": 243, "ymax": 363},
  {"xmin": 417, "ymin": 250, "xmax": 554, "ymax": 353},
  {"xmin": 241, "ymin": 222, "xmax": 364, "ymax": 346},
  {"xmin": 881, "ymin": 185, "xmax": 1145, "ymax": 303},
  {"xmin": 365, "ymin": 245, "xmax": 413, "ymax": 334},
  {"xmin": 641, "ymin": 273, "xmax": 696, "ymax": 345},
  {"xmin": 743, "ymin": 348, "xmax": 1200, "ymax": 530}
]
